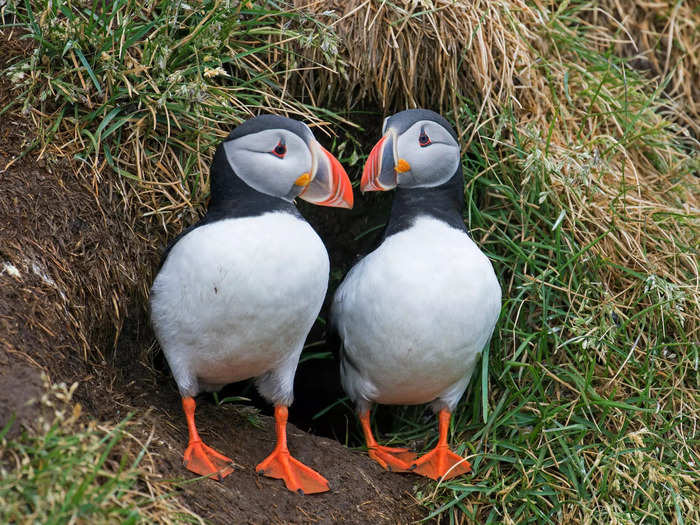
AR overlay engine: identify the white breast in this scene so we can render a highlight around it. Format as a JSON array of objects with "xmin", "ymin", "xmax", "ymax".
[
  {"xmin": 150, "ymin": 212, "xmax": 329, "ymax": 397},
  {"xmin": 333, "ymin": 216, "xmax": 501, "ymax": 408}
]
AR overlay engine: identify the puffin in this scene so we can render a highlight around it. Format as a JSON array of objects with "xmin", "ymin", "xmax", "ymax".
[
  {"xmin": 330, "ymin": 109, "xmax": 501, "ymax": 481},
  {"xmin": 150, "ymin": 114, "xmax": 353, "ymax": 494}
]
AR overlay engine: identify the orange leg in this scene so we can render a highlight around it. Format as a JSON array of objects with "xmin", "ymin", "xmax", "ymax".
[
  {"xmin": 182, "ymin": 397, "xmax": 234, "ymax": 481},
  {"xmin": 359, "ymin": 410, "xmax": 416, "ymax": 472},
  {"xmin": 256, "ymin": 405, "xmax": 329, "ymax": 494},
  {"xmin": 410, "ymin": 409, "xmax": 471, "ymax": 480}
]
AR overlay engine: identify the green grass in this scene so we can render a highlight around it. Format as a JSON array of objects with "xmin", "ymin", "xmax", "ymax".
[
  {"xmin": 323, "ymin": 3, "xmax": 698, "ymax": 523},
  {"xmin": 0, "ymin": 378, "xmax": 199, "ymax": 524},
  {"xmin": 371, "ymin": 156, "xmax": 698, "ymax": 521},
  {"xmin": 2, "ymin": 0, "xmax": 698, "ymax": 524},
  {"xmin": 369, "ymin": 4, "xmax": 699, "ymax": 522},
  {"xmin": 399, "ymin": 134, "xmax": 698, "ymax": 523},
  {"xmin": 2, "ymin": 0, "xmax": 350, "ymax": 224}
]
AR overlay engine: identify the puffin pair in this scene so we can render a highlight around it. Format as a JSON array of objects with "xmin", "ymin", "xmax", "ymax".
[{"xmin": 149, "ymin": 110, "xmax": 500, "ymax": 494}]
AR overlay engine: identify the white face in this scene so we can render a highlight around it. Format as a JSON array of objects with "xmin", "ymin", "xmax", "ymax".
[
  {"xmin": 394, "ymin": 120, "xmax": 460, "ymax": 188},
  {"xmin": 223, "ymin": 128, "xmax": 312, "ymax": 201}
]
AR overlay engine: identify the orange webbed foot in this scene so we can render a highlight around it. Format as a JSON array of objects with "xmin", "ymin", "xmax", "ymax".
[
  {"xmin": 358, "ymin": 410, "xmax": 416, "ymax": 473},
  {"xmin": 257, "ymin": 405, "xmax": 329, "ymax": 494},
  {"xmin": 410, "ymin": 445, "xmax": 471, "ymax": 480},
  {"xmin": 180, "ymin": 396, "xmax": 234, "ymax": 481},
  {"xmin": 256, "ymin": 448, "xmax": 329, "ymax": 494},
  {"xmin": 408, "ymin": 409, "xmax": 472, "ymax": 481},
  {"xmin": 368, "ymin": 445, "xmax": 416, "ymax": 472},
  {"xmin": 183, "ymin": 440, "xmax": 235, "ymax": 481}
]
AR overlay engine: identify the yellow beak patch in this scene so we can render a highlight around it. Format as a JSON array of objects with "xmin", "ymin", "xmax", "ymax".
[
  {"xmin": 294, "ymin": 172, "xmax": 312, "ymax": 187},
  {"xmin": 394, "ymin": 158, "xmax": 411, "ymax": 173}
]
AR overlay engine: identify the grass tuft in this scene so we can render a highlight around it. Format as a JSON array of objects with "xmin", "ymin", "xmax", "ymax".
[
  {"xmin": 2, "ymin": 0, "xmax": 349, "ymax": 229},
  {"xmin": 0, "ymin": 375, "xmax": 200, "ymax": 524},
  {"xmin": 311, "ymin": 2, "xmax": 698, "ymax": 522}
]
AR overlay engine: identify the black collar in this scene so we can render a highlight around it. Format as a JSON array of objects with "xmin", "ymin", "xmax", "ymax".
[{"xmin": 383, "ymin": 168, "xmax": 466, "ymax": 239}]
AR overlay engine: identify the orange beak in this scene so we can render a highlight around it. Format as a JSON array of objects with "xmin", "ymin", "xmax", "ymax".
[
  {"xmin": 361, "ymin": 132, "xmax": 399, "ymax": 192},
  {"xmin": 299, "ymin": 141, "xmax": 354, "ymax": 209}
]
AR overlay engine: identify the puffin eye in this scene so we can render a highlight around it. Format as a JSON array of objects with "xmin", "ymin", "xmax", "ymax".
[
  {"xmin": 418, "ymin": 130, "xmax": 431, "ymax": 147},
  {"xmin": 271, "ymin": 141, "xmax": 287, "ymax": 158}
]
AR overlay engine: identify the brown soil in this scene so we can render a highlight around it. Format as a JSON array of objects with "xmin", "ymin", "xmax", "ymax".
[
  {"xmin": 124, "ymin": 369, "xmax": 426, "ymax": 524},
  {"xmin": 0, "ymin": 33, "xmax": 430, "ymax": 524}
]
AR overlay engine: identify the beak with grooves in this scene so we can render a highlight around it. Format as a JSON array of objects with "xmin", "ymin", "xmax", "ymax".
[
  {"xmin": 298, "ymin": 140, "xmax": 354, "ymax": 209},
  {"xmin": 361, "ymin": 131, "xmax": 403, "ymax": 192}
]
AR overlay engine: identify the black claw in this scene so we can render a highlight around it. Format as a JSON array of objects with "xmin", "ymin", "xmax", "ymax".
[
  {"xmin": 387, "ymin": 465, "xmax": 393, "ymax": 472},
  {"xmin": 297, "ymin": 489, "xmax": 304, "ymax": 495},
  {"xmin": 409, "ymin": 464, "xmax": 417, "ymax": 471},
  {"xmin": 258, "ymin": 469, "xmax": 266, "ymax": 476}
]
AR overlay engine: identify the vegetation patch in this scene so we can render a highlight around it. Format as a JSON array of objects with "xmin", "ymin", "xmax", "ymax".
[
  {"xmin": 0, "ymin": 376, "xmax": 199, "ymax": 524},
  {"xmin": 3, "ymin": 0, "xmax": 349, "ymax": 227}
]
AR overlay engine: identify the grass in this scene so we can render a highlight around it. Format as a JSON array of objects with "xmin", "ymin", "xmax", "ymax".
[
  {"xmin": 315, "ymin": 2, "xmax": 699, "ymax": 523},
  {"xmin": 0, "ymin": 376, "xmax": 200, "ymax": 524},
  {"xmin": 2, "ymin": 0, "xmax": 350, "ymax": 227},
  {"xmin": 362, "ymin": 2, "xmax": 696, "ymax": 520},
  {"xmin": 391, "ymin": 116, "xmax": 699, "ymax": 523},
  {"xmin": 2, "ymin": 0, "xmax": 699, "ymax": 523}
]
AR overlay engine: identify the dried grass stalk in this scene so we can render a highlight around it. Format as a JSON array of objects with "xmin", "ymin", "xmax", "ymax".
[{"xmin": 294, "ymin": 0, "xmax": 699, "ymax": 346}]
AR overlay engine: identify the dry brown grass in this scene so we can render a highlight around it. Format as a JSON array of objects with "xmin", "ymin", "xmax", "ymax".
[
  {"xmin": 598, "ymin": 0, "xmax": 699, "ymax": 134},
  {"xmin": 295, "ymin": 0, "xmax": 699, "ymax": 344},
  {"xmin": 296, "ymin": 1, "xmax": 698, "ymax": 131},
  {"xmin": 0, "ymin": 67, "xmax": 152, "ymax": 372},
  {"xmin": 295, "ymin": 0, "xmax": 544, "ymax": 120}
]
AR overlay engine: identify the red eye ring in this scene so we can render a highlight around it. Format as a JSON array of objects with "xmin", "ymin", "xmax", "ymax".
[
  {"xmin": 418, "ymin": 131, "xmax": 431, "ymax": 147},
  {"xmin": 271, "ymin": 141, "xmax": 287, "ymax": 158}
]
